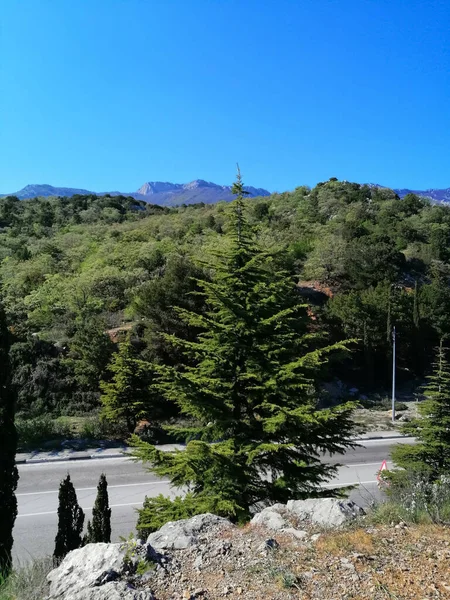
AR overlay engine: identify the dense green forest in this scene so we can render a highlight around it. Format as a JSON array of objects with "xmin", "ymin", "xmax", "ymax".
[{"xmin": 1, "ymin": 180, "xmax": 450, "ymax": 427}]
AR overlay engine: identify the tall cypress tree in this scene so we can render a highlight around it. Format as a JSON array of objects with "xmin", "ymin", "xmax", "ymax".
[
  {"xmin": 54, "ymin": 474, "xmax": 85, "ymax": 563},
  {"xmin": 392, "ymin": 342, "xmax": 450, "ymax": 478},
  {"xmin": 84, "ymin": 474, "xmax": 111, "ymax": 543},
  {"xmin": 132, "ymin": 168, "xmax": 356, "ymax": 522},
  {"xmin": 0, "ymin": 303, "xmax": 18, "ymax": 577}
]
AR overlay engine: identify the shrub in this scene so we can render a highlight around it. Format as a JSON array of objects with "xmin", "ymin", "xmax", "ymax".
[
  {"xmin": 373, "ymin": 471, "xmax": 450, "ymax": 524},
  {"xmin": 136, "ymin": 493, "xmax": 205, "ymax": 538},
  {"xmin": 0, "ymin": 557, "xmax": 53, "ymax": 600},
  {"xmin": 371, "ymin": 399, "xmax": 408, "ymax": 412},
  {"xmin": 78, "ymin": 414, "xmax": 127, "ymax": 440},
  {"xmin": 15, "ymin": 416, "xmax": 73, "ymax": 450}
]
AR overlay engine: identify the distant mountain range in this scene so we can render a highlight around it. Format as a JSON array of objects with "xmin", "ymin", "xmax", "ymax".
[
  {"xmin": 0, "ymin": 180, "xmax": 271, "ymax": 206},
  {"xmin": 393, "ymin": 188, "xmax": 450, "ymax": 203},
  {"xmin": 2, "ymin": 181, "xmax": 450, "ymax": 206}
]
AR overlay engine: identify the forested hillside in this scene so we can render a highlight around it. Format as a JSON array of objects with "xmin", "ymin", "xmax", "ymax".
[{"xmin": 1, "ymin": 179, "xmax": 449, "ymax": 422}]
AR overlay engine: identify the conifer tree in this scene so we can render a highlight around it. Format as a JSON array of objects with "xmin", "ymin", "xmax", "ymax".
[
  {"xmin": 132, "ymin": 168, "xmax": 356, "ymax": 523},
  {"xmin": 84, "ymin": 474, "xmax": 111, "ymax": 543},
  {"xmin": 54, "ymin": 474, "xmax": 84, "ymax": 563},
  {"xmin": 392, "ymin": 342, "xmax": 450, "ymax": 478},
  {"xmin": 0, "ymin": 303, "xmax": 18, "ymax": 576},
  {"xmin": 101, "ymin": 336, "xmax": 157, "ymax": 433}
]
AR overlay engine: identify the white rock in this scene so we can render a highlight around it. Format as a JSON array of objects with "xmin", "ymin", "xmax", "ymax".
[
  {"xmin": 49, "ymin": 581, "xmax": 153, "ymax": 599},
  {"xmin": 286, "ymin": 498, "xmax": 364, "ymax": 527},
  {"xmin": 46, "ymin": 542, "xmax": 156, "ymax": 600},
  {"xmin": 47, "ymin": 543, "xmax": 126, "ymax": 598},
  {"xmin": 250, "ymin": 507, "xmax": 289, "ymax": 531},
  {"xmin": 147, "ymin": 513, "xmax": 233, "ymax": 550}
]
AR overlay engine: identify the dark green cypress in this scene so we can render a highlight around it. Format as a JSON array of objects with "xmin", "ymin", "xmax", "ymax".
[
  {"xmin": 413, "ymin": 280, "xmax": 420, "ymax": 330},
  {"xmin": 132, "ymin": 168, "xmax": 356, "ymax": 523},
  {"xmin": 53, "ymin": 474, "xmax": 85, "ymax": 563},
  {"xmin": 84, "ymin": 474, "xmax": 111, "ymax": 543},
  {"xmin": 0, "ymin": 303, "xmax": 18, "ymax": 577}
]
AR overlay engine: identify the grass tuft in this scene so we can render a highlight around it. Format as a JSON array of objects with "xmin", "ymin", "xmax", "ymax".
[{"xmin": 0, "ymin": 557, "xmax": 53, "ymax": 600}]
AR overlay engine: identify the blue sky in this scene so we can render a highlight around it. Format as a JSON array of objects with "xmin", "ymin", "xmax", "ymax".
[{"xmin": 1, "ymin": 0, "xmax": 449, "ymax": 193}]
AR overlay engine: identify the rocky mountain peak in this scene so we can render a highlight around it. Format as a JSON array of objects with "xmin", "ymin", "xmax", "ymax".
[{"xmin": 136, "ymin": 181, "xmax": 181, "ymax": 196}]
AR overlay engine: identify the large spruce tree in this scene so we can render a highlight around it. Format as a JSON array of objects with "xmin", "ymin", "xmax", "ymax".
[
  {"xmin": 0, "ymin": 302, "xmax": 18, "ymax": 576},
  {"xmin": 132, "ymin": 169, "xmax": 356, "ymax": 522},
  {"xmin": 84, "ymin": 474, "xmax": 111, "ymax": 543},
  {"xmin": 54, "ymin": 474, "xmax": 85, "ymax": 563},
  {"xmin": 392, "ymin": 342, "xmax": 450, "ymax": 477}
]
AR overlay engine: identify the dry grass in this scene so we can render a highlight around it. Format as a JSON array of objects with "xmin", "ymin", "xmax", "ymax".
[{"xmin": 316, "ymin": 528, "xmax": 376, "ymax": 556}]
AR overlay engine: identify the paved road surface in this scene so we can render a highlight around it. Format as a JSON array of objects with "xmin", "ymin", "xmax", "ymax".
[{"xmin": 13, "ymin": 437, "xmax": 414, "ymax": 564}]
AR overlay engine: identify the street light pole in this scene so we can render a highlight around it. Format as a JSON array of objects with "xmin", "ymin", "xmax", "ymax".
[{"xmin": 392, "ymin": 326, "xmax": 396, "ymax": 423}]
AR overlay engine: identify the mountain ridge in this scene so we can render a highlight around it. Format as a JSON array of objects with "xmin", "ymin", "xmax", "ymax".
[
  {"xmin": 2, "ymin": 180, "xmax": 450, "ymax": 205},
  {"xmin": 0, "ymin": 180, "xmax": 271, "ymax": 206}
]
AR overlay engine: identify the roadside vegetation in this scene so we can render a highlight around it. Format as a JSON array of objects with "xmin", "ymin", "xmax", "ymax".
[
  {"xmin": 2, "ymin": 178, "xmax": 450, "ymax": 434},
  {"xmin": 2, "ymin": 172, "xmax": 450, "ymax": 595}
]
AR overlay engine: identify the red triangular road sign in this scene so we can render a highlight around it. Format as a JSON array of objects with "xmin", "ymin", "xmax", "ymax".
[{"xmin": 377, "ymin": 460, "xmax": 388, "ymax": 481}]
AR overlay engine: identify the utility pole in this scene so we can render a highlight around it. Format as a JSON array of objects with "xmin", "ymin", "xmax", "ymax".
[{"xmin": 392, "ymin": 326, "xmax": 396, "ymax": 423}]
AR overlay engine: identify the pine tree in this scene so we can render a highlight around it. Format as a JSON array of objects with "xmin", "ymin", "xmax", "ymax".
[
  {"xmin": 100, "ymin": 336, "xmax": 158, "ymax": 433},
  {"xmin": 392, "ymin": 342, "xmax": 450, "ymax": 478},
  {"xmin": 131, "ymin": 168, "xmax": 356, "ymax": 523},
  {"xmin": 53, "ymin": 474, "xmax": 85, "ymax": 563},
  {"xmin": 0, "ymin": 303, "xmax": 18, "ymax": 577},
  {"xmin": 84, "ymin": 474, "xmax": 111, "ymax": 543}
]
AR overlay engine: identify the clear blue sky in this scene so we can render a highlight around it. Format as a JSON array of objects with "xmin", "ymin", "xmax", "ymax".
[{"xmin": 1, "ymin": 0, "xmax": 449, "ymax": 193}]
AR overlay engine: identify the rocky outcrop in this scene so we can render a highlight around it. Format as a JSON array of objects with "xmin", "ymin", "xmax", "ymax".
[
  {"xmin": 46, "ymin": 502, "xmax": 364, "ymax": 599},
  {"xmin": 46, "ymin": 515, "xmax": 234, "ymax": 600},
  {"xmin": 250, "ymin": 498, "xmax": 364, "ymax": 533},
  {"xmin": 147, "ymin": 513, "xmax": 234, "ymax": 550},
  {"xmin": 286, "ymin": 498, "xmax": 365, "ymax": 527},
  {"xmin": 47, "ymin": 541, "xmax": 158, "ymax": 600},
  {"xmin": 250, "ymin": 504, "xmax": 290, "ymax": 531}
]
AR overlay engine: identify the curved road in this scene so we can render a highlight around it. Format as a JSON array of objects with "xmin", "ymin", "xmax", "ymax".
[{"xmin": 13, "ymin": 437, "xmax": 414, "ymax": 564}]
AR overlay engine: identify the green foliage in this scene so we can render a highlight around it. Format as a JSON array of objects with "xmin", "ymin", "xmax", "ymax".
[
  {"xmin": 0, "ymin": 556, "xmax": 53, "ymax": 600},
  {"xmin": 132, "ymin": 253, "xmax": 207, "ymax": 366},
  {"xmin": 370, "ymin": 399, "xmax": 408, "ymax": 412},
  {"xmin": 10, "ymin": 337, "xmax": 69, "ymax": 416},
  {"xmin": 131, "ymin": 170, "xmax": 356, "ymax": 523},
  {"xmin": 0, "ymin": 303, "xmax": 18, "ymax": 577},
  {"xmin": 391, "ymin": 343, "xmax": 450, "ymax": 477},
  {"xmin": 136, "ymin": 493, "xmax": 204, "ymax": 538},
  {"xmin": 63, "ymin": 314, "xmax": 114, "ymax": 408},
  {"xmin": 53, "ymin": 475, "xmax": 84, "ymax": 563},
  {"xmin": 84, "ymin": 474, "xmax": 111, "ymax": 544},
  {"xmin": 15, "ymin": 415, "xmax": 73, "ymax": 450},
  {"xmin": 3, "ymin": 181, "xmax": 450, "ymax": 421},
  {"xmin": 374, "ymin": 471, "xmax": 450, "ymax": 524},
  {"xmin": 100, "ymin": 336, "xmax": 159, "ymax": 432}
]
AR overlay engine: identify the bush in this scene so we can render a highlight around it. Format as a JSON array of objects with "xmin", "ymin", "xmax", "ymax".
[
  {"xmin": 78, "ymin": 415, "xmax": 127, "ymax": 440},
  {"xmin": 136, "ymin": 493, "xmax": 205, "ymax": 538},
  {"xmin": 0, "ymin": 557, "xmax": 53, "ymax": 600},
  {"xmin": 16, "ymin": 416, "xmax": 73, "ymax": 451},
  {"xmin": 372, "ymin": 471, "xmax": 450, "ymax": 524},
  {"xmin": 371, "ymin": 398, "xmax": 408, "ymax": 412}
]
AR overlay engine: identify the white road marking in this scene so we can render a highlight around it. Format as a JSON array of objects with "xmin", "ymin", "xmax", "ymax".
[
  {"xmin": 18, "ymin": 501, "xmax": 146, "ymax": 518},
  {"xmin": 322, "ymin": 479, "xmax": 377, "ymax": 488},
  {"xmin": 17, "ymin": 480, "xmax": 170, "ymax": 497},
  {"xmin": 18, "ymin": 457, "xmax": 131, "ymax": 468},
  {"xmin": 343, "ymin": 462, "xmax": 390, "ymax": 468}
]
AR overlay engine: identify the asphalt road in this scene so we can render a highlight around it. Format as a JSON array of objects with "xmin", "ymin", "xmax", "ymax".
[{"xmin": 13, "ymin": 437, "xmax": 414, "ymax": 565}]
